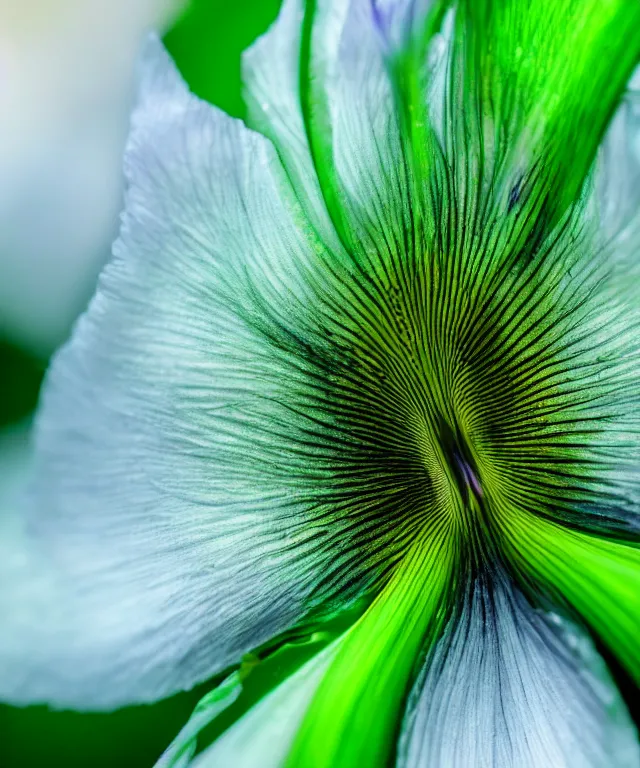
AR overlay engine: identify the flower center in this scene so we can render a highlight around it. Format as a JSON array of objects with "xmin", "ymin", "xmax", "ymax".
[{"xmin": 439, "ymin": 418, "xmax": 484, "ymax": 502}]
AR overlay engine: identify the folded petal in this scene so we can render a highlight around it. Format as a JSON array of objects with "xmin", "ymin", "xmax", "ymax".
[
  {"xmin": 245, "ymin": 0, "xmax": 416, "ymax": 258},
  {"xmin": 156, "ymin": 672, "xmax": 242, "ymax": 768},
  {"xmin": 242, "ymin": 0, "xmax": 341, "ymax": 252},
  {"xmin": 190, "ymin": 641, "xmax": 340, "ymax": 768},
  {"xmin": 398, "ymin": 572, "xmax": 640, "ymax": 768}
]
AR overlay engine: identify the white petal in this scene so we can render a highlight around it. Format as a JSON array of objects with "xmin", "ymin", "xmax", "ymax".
[
  {"xmin": 313, "ymin": 0, "xmax": 415, "ymax": 252},
  {"xmin": 242, "ymin": 0, "xmax": 341, "ymax": 252},
  {"xmin": 398, "ymin": 573, "xmax": 640, "ymax": 768},
  {"xmin": 594, "ymin": 67, "xmax": 640, "ymax": 244},
  {"xmin": 190, "ymin": 641, "xmax": 340, "ymax": 768},
  {"xmin": 0, "ymin": 37, "xmax": 347, "ymax": 710},
  {"xmin": 244, "ymin": 0, "xmax": 413, "ymax": 254}
]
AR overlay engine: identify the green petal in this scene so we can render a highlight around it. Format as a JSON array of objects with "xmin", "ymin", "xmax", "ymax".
[
  {"xmin": 156, "ymin": 613, "xmax": 364, "ymax": 767},
  {"xmin": 504, "ymin": 510, "xmax": 640, "ymax": 682},
  {"xmin": 459, "ymin": 0, "xmax": 640, "ymax": 214},
  {"xmin": 285, "ymin": 523, "xmax": 457, "ymax": 767},
  {"xmin": 394, "ymin": 0, "xmax": 640, "ymax": 236}
]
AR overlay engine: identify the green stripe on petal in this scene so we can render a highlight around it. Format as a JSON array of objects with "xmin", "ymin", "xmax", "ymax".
[
  {"xmin": 504, "ymin": 510, "xmax": 640, "ymax": 682},
  {"xmin": 242, "ymin": 0, "xmax": 344, "ymax": 256},
  {"xmin": 299, "ymin": 0, "xmax": 416, "ymax": 258},
  {"xmin": 285, "ymin": 521, "xmax": 457, "ymax": 768},
  {"xmin": 157, "ymin": 623, "xmax": 360, "ymax": 767},
  {"xmin": 458, "ymin": 0, "xmax": 640, "ymax": 222},
  {"xmin": 391, "ymin": 0, "xmax": 640, "ymax": 244},
  {"xmin": 299, "ymin": 0, "xmax": 348, "ymax": 243}
]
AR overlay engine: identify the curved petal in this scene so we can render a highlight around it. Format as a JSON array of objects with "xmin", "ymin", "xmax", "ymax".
[
  {"xmin": 504, "ymin": 511, "xmax": 640, "ymax": 684},
  {"xmin": 190, "ymin": 641, "xmax": 340, "ymax": 768},
  {"xmin": 156, "ymin": 672, "xmax": 242, "ymax": 768},
  {"xmin": 246, "ymin": 0, "xmax": 640, "ymax": 253},
  {"xmin": 449, "ymin": 0, "xmax": 640, "ymax": 226},
  {"xmin": 286, "ymin": 526, "xmax": 457, "ymax": 767},
  {"xmin": 242, "ymin": 0, "xmax": 341, "ymax": 253},
  {"xmin": 244, "ymin": 0, "xmax": 416, "ymax": 257},
  {"xmin": 398, "ymin": 572, "xmax": 640, "ymax": 768},
  {"xmin": 0, "ymin": 37, "xmax": 367, "ymax": 710}
]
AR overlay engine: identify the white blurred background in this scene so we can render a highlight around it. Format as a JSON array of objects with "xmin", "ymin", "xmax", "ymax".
[{"xmin": 0, "ymin": 0, "xmax": 183, "ymax": 356}]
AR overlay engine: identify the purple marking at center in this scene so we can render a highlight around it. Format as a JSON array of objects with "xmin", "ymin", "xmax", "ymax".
[{"xmin": 459, "ymin": 456, "xmax": 483, "ymax": 498}]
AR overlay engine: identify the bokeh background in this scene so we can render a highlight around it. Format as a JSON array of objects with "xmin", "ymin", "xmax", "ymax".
[{"xmin": 0, "ymin": 0, "xmax": 281, "ymax": 764}]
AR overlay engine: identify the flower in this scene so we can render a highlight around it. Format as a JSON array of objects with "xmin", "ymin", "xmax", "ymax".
[{"xmin": 2, "ymin": 0, "xmax": 640, "ymax": 765}]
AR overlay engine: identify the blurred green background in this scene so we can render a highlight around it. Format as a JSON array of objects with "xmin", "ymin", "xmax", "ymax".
[{"xmin": 0, "ymin": 0, "xmax": 281, "ymax": 765}]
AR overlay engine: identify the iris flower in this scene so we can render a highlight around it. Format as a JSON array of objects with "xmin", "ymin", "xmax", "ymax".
[{"xmin": 2, "ymin": 0, "xmax": 640, "ymax": 765}]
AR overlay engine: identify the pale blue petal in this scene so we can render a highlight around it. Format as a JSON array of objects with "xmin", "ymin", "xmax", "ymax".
[
  {"xmin": 398, "ymin": 573, "xmax": 640, "ymax": 768},
  {"xmin": 244, "ymin": 0, "xmax": 415, "ymax": 254},
  {"xmin": 311, "ymin": 0, "xmax": 412, "ymax": 249},
  {"xmin": 594, "ymin": 68, "xmax": 640, "ymax": 248},
  {"xmin": 0, "ymin": 37, "xmax": 346, "ymax": 710},
  {"xmin": 242, "ymin": 0, "xmax": 341, "ymax": 252}
]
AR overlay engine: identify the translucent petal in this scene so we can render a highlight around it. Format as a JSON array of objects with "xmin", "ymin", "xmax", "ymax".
[{"xmin": 156, "ymin": 672, "xmax": 242, "ymax": 768}]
